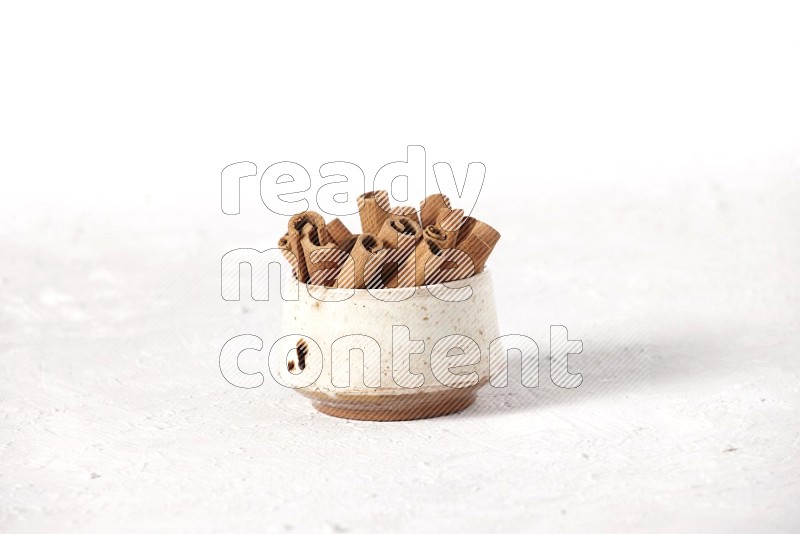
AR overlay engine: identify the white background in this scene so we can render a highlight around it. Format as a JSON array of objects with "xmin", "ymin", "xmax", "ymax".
[{"xmin": 2, "ymin": 2, "xmax": 799, "ymax": 533}]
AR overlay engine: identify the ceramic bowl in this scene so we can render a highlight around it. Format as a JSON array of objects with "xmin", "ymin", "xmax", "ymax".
[{"xmin": 279, "ymin": 269, "xmax": 501, "ymax": 420}]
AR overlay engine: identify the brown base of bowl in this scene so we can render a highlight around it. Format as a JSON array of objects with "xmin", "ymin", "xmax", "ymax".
[{"xmin": 300, "ymin": 384, "xmax": 483, "ymax": 421}]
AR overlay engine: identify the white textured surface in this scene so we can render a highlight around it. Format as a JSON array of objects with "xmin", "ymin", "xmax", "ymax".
[
  {"xmin": 3, "ymin": 2, "xmax": 800, "ymax": 531},
  {"xmin": 2, "ymin": 182, "xmax": 799, "ymax": 533}
]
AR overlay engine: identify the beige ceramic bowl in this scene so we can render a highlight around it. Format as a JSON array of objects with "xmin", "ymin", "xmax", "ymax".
[{"xmin": 279, "ymin": 270, "xmax": 502, "ymax": 420}]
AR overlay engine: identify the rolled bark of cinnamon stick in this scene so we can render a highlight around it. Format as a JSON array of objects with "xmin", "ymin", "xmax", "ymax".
[
  {"xmin": 453, "ymin": 217, "xmax": 500, "ymax": 274},
  {"xmin": 376, "ymin": 216, "xmax": 422, "ymax": 250},
  {"xmin": 278, "ymin": 232, "xmax": 300, "ymax": 280},
  {"xmin": 326, "ymin": 218, "xmax": 353, "ymax": 247},
  {"xmin": 376, "ymin": 216, "xmax": 423, "ymax": 288},
  {"xmin": 395, "ymin": 238, "xmax": 448, "ymax": 287},
  {"xmin": 300, "ymin": 225, "xmax": 347, "ymax": 287},
  {"xmin": 335, "ymin": 233, "xmax": 384, "ymax": 289},
  {"xmin": 419, "ymin": 193, "xmax": 451, "ymax": 229},
  {"xmin": 357, "ymin": 190, "xmax": 390, "ymax": 235},
  {"xmin": 406, "ymin": 238, "xmax": 482, "ymax": 285},
  {"xmin": 397, "ymin": 218, "xmax": 500, "ymax": 286},
  {"xmin": 287, "ymin": 211, "xmax": 331, "ymax": 283},
  {"xmin": 431, "ymin": 207, "xmax": 464, "ymax": 246},
  {"xmin": 435, "ymin": 207, "xmax": 465, "ymax": 233},
  {"xmin": 388, "ymin": 206, "xmax": 420, "ymax": 226},
  {"xmin": 454, "ymin": 216, "xmax": 476, "ymax": 246},
  {"xmin": 423, "ymin": 224, "xmax": 457, "ymax": 249},
  {"xmin": 338, "ymin": 234, "xmax": 359, "ymax": 255}
]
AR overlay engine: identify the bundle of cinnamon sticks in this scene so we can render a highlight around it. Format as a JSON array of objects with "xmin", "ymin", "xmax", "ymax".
[{"xmin": 278, "ymin": 191, "xmax": 500, "ymax": 288}]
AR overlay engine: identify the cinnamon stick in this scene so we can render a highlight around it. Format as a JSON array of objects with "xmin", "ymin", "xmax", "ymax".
[
  {"xmin": 433, "ymin": 207, "xmax": 464, "ymax": 245},
  {"xmin": 335, "ymin": 233, "xmax": 384, "ymax": 289},
  {"xmin": 300, "ymin": 224, "xmax": 347, "ymax": 287},
  {"xmin": 388, "ymin": 206, "xmax": 420, "ymax": 227},
  {"xmin": 376, "ymin": 216, "xmax": 423, "ymax": 288},
  {"xmin": 376, "ymin": 216, "xmax": 422, "ymax": 250},
  {"xmin": 453, "ymin": 217, "xmax": 500, "ymax": 274},
  {"xmin": 395, "ymin": 238, "xmax": 447, "ymax": 287},
  {"xmin": 357, "ymin": 190, "xmax": 390, "ymax": 235},
  {"xmin": 419, "ymin": 193, "xmax": 451, "ymax": 228},
  {"xmin": 287, "ymin": 211, "xmax": 331, "ymax": 283},
  {"xmin": 423, "ymin": 224, "xmax": 456, "ymax": 249},
  {"xmin": 326, "ymin": 218, "xmax": 353, "ymax": 247},
  {"xmin": 435, "ymin": 207, "xmax": 464, "ymax": 233},
  {"xmin": 278, "ymin": 232, "xmax": 300, "ymax": 281}
]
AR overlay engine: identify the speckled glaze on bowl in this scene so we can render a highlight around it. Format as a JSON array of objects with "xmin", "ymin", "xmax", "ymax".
[{"xmin": 279, "ymin": 269, "xmax": 502, "ymax": 421}]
